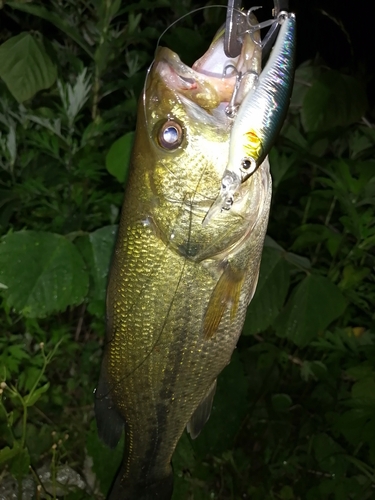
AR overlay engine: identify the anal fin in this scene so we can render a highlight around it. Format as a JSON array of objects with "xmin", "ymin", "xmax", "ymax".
[
  {"xmin": 187, "ymin": 379, "xmax": 217, "ymax": 439},
  {"xmin": 94, "ymin": 361, "xmax": 124, "ymax": 449},
  {"xmin": 203, "ymin": 263, "xmax": 245, "ymax": 339}
]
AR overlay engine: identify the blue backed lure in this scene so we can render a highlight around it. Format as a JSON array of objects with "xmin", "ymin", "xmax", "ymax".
[{"xmin": 204, "ymin": 11, "xmax": 296, "ymax": 224}]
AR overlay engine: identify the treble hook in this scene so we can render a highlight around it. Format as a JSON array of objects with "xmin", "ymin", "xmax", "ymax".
[
  {"xmin": 223, "ymin": 65, "xmax": 242, "ymax": 117},
  {"xmin": 224, "ymin": 65, "xmax": 260, "ymax": 118},
  {"xmin": 224, "ymin": 0, "xmax": 290, "ymax": 62},
  {"xmin": 246, "ymin": 6, "xmax": 279, "ymax": 33},
  {"xmin": 262, "ymin": 0, "xmax": 290, "ymax": 61}
]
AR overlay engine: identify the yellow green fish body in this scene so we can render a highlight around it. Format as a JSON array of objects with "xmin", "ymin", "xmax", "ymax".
[{"xmin": 95, "ymin": 25, "xmax": 272, "ymax": 500}]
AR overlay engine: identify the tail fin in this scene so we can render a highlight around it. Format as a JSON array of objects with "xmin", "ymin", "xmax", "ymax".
[{"xmin": 107, "ymin": 468, "xmax": 173, "ymax": 500}]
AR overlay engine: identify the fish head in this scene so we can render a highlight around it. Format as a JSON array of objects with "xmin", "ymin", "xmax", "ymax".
[{"xmin": 134, "ymin": 23, "xmax": 269, "ymax": 261}]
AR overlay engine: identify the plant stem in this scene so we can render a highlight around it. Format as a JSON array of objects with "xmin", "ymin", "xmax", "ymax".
[
  {"xmin": 302, "ymin": 164, "xmax": 317, "ymax": 225},
  {"xmin": 91, "ymin": 66, "xmax": 101, "ymax": 121},
  {"xmin": 312, "ymin": 195, "xmax": 337, "ymax": 265},
  {"xmin": 91, "ymin": 0, "xmax": 113, "ymax": 121}
]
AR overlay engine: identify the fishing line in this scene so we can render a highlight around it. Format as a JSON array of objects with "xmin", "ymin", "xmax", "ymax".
[
  {"xmin": 141, "ymin": 4, "xmax": 243, "ymax": 227},
  {"xmin": 97, "ymin": 256, "xmax": 189, "ymax": 402},
  {"xmin": 140, "ymin": 4, "xmax": 266, "ymax": 231},
  {"xmin": 142, "ymin": 3, "xmax": 280, "ymax": 131},
  {"xmin": 142, "ymin": 4, "xmax": 237, "ymax": 136}
]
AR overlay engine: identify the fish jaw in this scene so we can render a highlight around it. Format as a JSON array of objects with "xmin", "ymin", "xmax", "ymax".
[{"xmin": 151, "ymin": 24, "xmax": 262, "ymax": 116}]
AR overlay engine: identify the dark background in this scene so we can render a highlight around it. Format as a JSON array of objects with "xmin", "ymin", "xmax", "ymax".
[{"xmin": 256, "ymin": 0, "xmax": 374, "ymax": 107}]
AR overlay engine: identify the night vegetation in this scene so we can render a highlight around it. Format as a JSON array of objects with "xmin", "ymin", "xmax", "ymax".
[{"xmin": 0, "ymin": 1, "xmax": 374, "ymax": 499}]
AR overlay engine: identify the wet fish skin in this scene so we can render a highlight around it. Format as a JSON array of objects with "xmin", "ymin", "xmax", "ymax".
[{"xmin": 95, "ymin": 28, "xmax": 271, "ymax": 500}]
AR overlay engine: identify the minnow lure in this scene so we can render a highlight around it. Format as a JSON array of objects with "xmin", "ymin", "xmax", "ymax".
[{"xmin": 204, "ymin": 11, "xmax": 296, "ymax": 224}]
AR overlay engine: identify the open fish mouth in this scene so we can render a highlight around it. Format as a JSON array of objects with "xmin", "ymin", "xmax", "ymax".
[{"xmin": 153, "ymin": 21, "xmax": 261, "ymax": 112}]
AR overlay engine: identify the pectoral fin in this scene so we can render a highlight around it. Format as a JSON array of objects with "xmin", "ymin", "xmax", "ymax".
[
  {"xmin": 203, "ymin": 263, "xmax": 245, "ymax": 339},
  {"xmin": 187, "ymin": 379, "xmax": 217, "ymax": 439},
  {"xmin": 95, "ymin": 361, "xmax": 124, "ymax": 449}
]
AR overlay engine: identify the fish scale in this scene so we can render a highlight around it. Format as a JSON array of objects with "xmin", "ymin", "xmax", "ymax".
[
  {"xmin": 98, "ymin": 152, "xmax": 271, "ymax": 499},
  {"xmin": 94, "ymin": 10, "xmax": 289, "ymax": 498}
]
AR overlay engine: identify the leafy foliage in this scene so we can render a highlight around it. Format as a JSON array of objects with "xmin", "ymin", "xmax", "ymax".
[
  {"xmin": 0, "ymin": 0, "xmax": 374, "ymax": 499},
  {"xmin": 0, "ymin": 32, "xmax": 57, "ymax": 103},
  {"xmin": 0, "ymin": 231, "xmax": 89, "ymax": 317}
]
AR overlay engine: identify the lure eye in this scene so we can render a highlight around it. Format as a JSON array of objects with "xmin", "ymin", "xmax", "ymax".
[
  {"xmin": 158, "ymin": 120, "xmax": 183, "ymax": 150},
  {"xmin": 240, "ymin": 157, "xmax": 257, "ymax": 175}
]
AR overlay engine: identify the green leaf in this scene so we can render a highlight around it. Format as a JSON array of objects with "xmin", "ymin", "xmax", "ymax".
[
  {"xmin": 271, "ymin": 393, "xmax": 292, "ymax": 412},
  {"xmin": 284, "ymin": 251, "xmax": 311, "ymax": 270},
  {"xmin": 301, "ymin": 70, "xmax": 367, "ymax": 132},
  {"xmin": 7, "ymin": 346, "xmax": 29, "ymax": 361},
  {"xmin": 264, "ymin": 236, "xmax": 311, "ymax": 270},
  {"xmin": 300, "ymin": 360, "xmax": 328, "ymax": 382},
  {"xmin": 281, "ymin": 122, "xmax": 308, "ymax": 148},
  {"xmin": 346, "ymin": 364, "xmax": 375, "ymax": 380},
  {"xmin": 25, "ymin": 382, "xmax": 50, "ymax": 407},
  {"xmin": 76, "ymin": 225, "xmax": 117, "ymax": 316},
  {"xmin": 291, "ymin": 224, "xmax": 330, "ymax": 251},
  {"xmin": 313, "ymin": 433, "xmax": 348, "ymax": 476},
  {"xmin": 351, "ymin": 378, "xmax": 375, "ymax": 404},
  {"xmin": 244, "ymin": 247, "xmax": 290, "ymax": 335},
  {"xmin": 339, "ymin": 264, "xmax": 371, "ymax": 290},
  {"xmin": 0, "ymin": 405, "xmax": 13, "ymax": 446},
  {"xmin": 290, "ymin": 60, "xmax": 322, "ymax": 110},
  {"xmin": 172, "ymin": 433, "xmax": 195, "ymax": 500},
  {"xmin": 109, "ymin": 0, "xmax": 122, "ymax": 18},
  {"xmin": 86, "ymin": 420, "xmax": 123, "ymax": 496},
  {"xmin": 0, "ymin": 231, "xmax": 89, "ymax": 317},
  {"xmin": 106, "ymin": 132, "xmax": 135, "ymax": 183},
  {"xmin": 9, "ymin": 446, "xmax": 30, "ymax": 479},
  {"xmin": 269, "ymin": 149, "xmax": 297, "ymax": 188},
  {"xmin": 6, "ymin": 2, "xmax": 93, "ymax": 58},
  {"xmin": 279, "ymin": 485, "xmax": 294, "ymax": 500},
  {"xmin": 335, "ymin": 409, "xmax": 371, "ymax": 445},
  {"xmin": 173, "ymin": 432, "xmax": 195, "ymax": 473},
  {"xmin": 275, "ymin": 274, "xmax": 347, "ymax": 346},
  {"xmin": 25, "ymin": 423, "xmax": 53, "ymax": 463},
  {"xmin": 0, "ymin": 33, "xmax": 57, "ymax": 102},
  {"xmin": 0, "ymin": 440, "xmax": 30, "ymax": 478},
  {"xmin": 192, "ymin": 351, "xmax": 248, "ymax": 455},
  {"xmin": 88, "ymin": 226, "xmax": 117, "ymax": 300},
  {"xmin": 0, "ymin": 445, "xmax": 19, "ymax": 464},
  {"xmin": 18, "ymin": 366, "xmax": 42, "ymax": 393}
]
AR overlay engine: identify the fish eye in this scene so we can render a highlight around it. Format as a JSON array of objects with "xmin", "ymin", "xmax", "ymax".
[{"xmin": 158, "ymin": 120, "xmax": 183, "ymax": 150}]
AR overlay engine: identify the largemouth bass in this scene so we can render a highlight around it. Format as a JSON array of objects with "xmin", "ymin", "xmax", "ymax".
[{"xmin": 95, "ymin": 11, "xmax": 293, "ymax": 500}]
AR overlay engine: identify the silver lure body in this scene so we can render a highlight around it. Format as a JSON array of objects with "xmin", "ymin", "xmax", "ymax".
[
  {"xmin": 228, "ymin": 12, "xmax": 296, "ymax": 173},
  {"xmin": 204, "ymin": 12, "xmax": 296, "ymax": 224}
]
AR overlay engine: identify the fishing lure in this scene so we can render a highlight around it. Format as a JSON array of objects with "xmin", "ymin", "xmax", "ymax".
[{"xmin": 204, "ymin": 10, "xmax": 296, "ymax": 225}]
